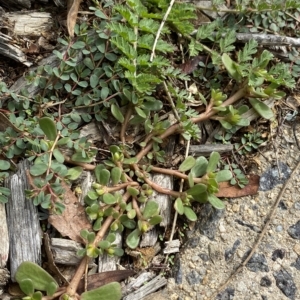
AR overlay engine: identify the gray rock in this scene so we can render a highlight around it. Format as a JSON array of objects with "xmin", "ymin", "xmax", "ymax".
[
  {"xmin": 172, "ymin": 256, "xmax": 182, "ymax": 284},
  {"xmin": 225, "ymin": 239, "xmax": 241, "ymax": 262},
  {"xmin": 187, "ymin": 237, "xmax": 200, "ymax": 248},
  {"xmin": 259, "ymin": 162, "xmax": 291, "ymax": 191},
  {"xmin": 272, "ymin": 249, "xmax": 285, "ymax": 261},
  {"xmin": 278, "ymin": 201, "xmax": 288, "ymax": 210},
  {"xmin": 273, "ymin": 269, "xmax": 297, "ymax": 300},
  {"xmin": 199, "ymin": 253, "xmax": 209, "ymax": 262},
  {"xmin": 294, "ymin": 202, "xmax": 300, "ymax": 210},
  {"xmin": 216, "ymin": 287, "xmax": 235, "ymax": 300},
  {"xmin": 291, "ymin": 257, "xmax": 300, "ymax": 270},
  {"xmin": 244, "ymin": 252, "xmax": 269, "ymax": 272},
  {"xmin": 195, "ymin": 203, "xmax": 225, "ymax": 240},
  {"xmin": 288, "ymin": 220, "xmax": 300, "ymax": 239},
  {"xmin": 261, "ymin": 296, "xmax": 268, "ymax": 300},
  {"xmin": 186, "ymin": 270, "xmax": 201, "ymax": 285},
  {"xmin": 260, "ymin": 276, "xmax": 272, "ymax": 287}
]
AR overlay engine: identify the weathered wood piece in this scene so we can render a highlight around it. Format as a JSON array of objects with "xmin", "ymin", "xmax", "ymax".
[
  {"xmin": 5, "ymin": 160, "xmax": 41, "ymax": 281},
  {"xmin": 122, "ymin": 272, "xmax": 155, "ymax": 296},
  {"xmin": 123, "ymin": 275, "xmax": 167, "ymax": 300},
  {"xmin": 0, "ymin": 268, "xmax": 10, "ymax": 288},
  {"xmin": 51, "ymin": 238, "xmax": 85, "ymax": 266},
  {"xmin": 0, "ymin": 0, "xmax": 32, "ymax": 10},
  {"xmin": 164, "ymin": 239, "xmax": 180, "ymax": 254},
  {"xmin": 140, "ymin": 173, "xmax": 173, "ymax": 247},
  {"xmin": 0, "ymin": 11, "xmax": 53, "ymax": 65},
  {"xmin": 0, "ymin": 33, "xmax": 32, "ymax": 66},
  {"xmin": 0, "ymin": 202, "xmax": 9, "ymax": 268},
  {"xmin": 189, "ymin": 144, "xmax": 233, "ymax": 156},
  {"xmin": 3, "ymin": 11, "xmax": 53, "ymax": 36},
  {"xmin": 235, "ymin": 33, "xmax": 300, "ymax": 47},
  {"xmin": 98, "ymin": 233, "xmax": 122, "ymax": 272}
]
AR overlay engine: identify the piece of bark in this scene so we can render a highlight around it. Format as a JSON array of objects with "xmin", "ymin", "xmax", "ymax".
[
  {"xmin": 189, "ymin": 144, "xmax": 234, "ymax": 156},
  {"xmin": 98, "ymin": 232, "xmax": 122, "ymax": 272},
  {"xmin": 3, "ymin": 11, "xmax": 53, "ymax": 36},
  {"xmin": 5, "ymin": 160, "xmax": 41, "ymax": 281},
  {"xmin": 48, "ymin": 181, "xmax": 92, "ymax": 244},
  {"xmin": 0, "ymin": 0, "xmax": 32, "ymax": 10},
  {"xmin": 0, "ymin": 33, "xmax": 32, "ymax": 66},
  {"xmin": 123, "ymin": 275, "xmax": 167, "ymax": 300},
  {"xmin": 0, "ymin": 268, "xmax": 10, "ymax": 287},
  {"xmin": 50, "ymin": 238, "xmax": 95, "ymax": 267},
  {"xmin": 0, "ymin": 202, "xmax": 9, "ymax": 268},
  {"xmin": 164, "ymin": 239, "xmax": 180, "ymax": 254},
  {"xmin": 140, "ymin": 173, "xmax": 173, "ymax": 247},
  {"xmin": 122, "ymin": 272, "xmax": 155, "ymax": 296}
]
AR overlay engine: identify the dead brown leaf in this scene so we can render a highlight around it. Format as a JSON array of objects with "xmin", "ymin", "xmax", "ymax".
[
  {"xmin": 48, "ymin": 181, "xmax": 92, "ymax": 243},
  {"xmin": 216, "ymin": 174, "xmax": 260, "ymax": 198},
  {"xmin": 67, "ymin": 0, "xmax": 82, "ymax": 37},
  {"xmin": 180, "ymin": 56, "xmax": 207, "ymax": 74},
  {"xmin": 77, "ymin": 270, "xmax": 135, "ymax": 293}
]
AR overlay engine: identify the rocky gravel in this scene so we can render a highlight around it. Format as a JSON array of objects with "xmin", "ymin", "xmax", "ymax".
[{"xmin": 164, "ymin": 122, "xmax": 300, "ymax": 300}]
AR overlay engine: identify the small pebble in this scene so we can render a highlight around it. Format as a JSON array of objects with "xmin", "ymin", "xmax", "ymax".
[
  {"xmin": 293, "ymin": 244, "xmax": 300, "ymax": 256},
  {"xmin": 219, "ymin": 223, "xmax": 226, "ymax": 233},
  {"xmin": 294, "ymin": 202, "xmax": 300, "ymax": 210},
  {"xmin": 276, "ymin": 225, "xmax": 283, "ymax": 232},
  {"xmin": 232, "ymin": 204, "xmax": 240, "ymax": 212}
]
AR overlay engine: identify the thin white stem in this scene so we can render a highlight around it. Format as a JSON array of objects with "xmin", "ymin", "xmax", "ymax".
[{"xmin": 150, "ymin": 0, "xmax": 175, "ymax": 62}]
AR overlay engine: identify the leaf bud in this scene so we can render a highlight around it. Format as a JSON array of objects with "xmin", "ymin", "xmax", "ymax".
[
  {"xmin": 92, "ymin": 183, "xmax": 101, "ymax": 189},
  {"xmin": 96, "ymin": 188, "xmax": 105, "ymax": 195},
  {"xmin": 107, "ymin": 248, "xmax": 115, "ymax": 255}
]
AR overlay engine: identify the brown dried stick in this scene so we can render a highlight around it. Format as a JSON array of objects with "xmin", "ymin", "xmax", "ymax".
[{"xmin": 209, "ymin": 158, "xmax": 300, "ymax": 299}]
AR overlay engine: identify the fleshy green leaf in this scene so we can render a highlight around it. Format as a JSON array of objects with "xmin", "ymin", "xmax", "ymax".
[
  {"xmin": 207, "ymin": 152, "xmax": 220, "ymax": 173},
  {"xmin": 207, "ymin": 194, "xmax": 225, "ymax": 209},
  {"xmin": 30, "ymin": 163, "xmax": 48, "ymax": 176},
  {"xmin": 174, "ymin": 198, "xmax": 184, "ymax": 215},
  {"xmin": 106, "ymin": 233, "xmax": 116, "ymax": 243},
  {"xmin": 111, "ymin": 104, "xmax": 124, "ymax": 123},
  {"xmin": 126, "ymin": 228, "xmax": 141, "ymax": 249},
  {"xmin": 249, "ymin": 98, "xmax": 274, "ymax": 120},
  {"xmin": 66, "ymin": 166, "xmax": 83, "ymax": 180},
  {"xmin": 149, "ymin": 215, "xmax": 162, "ymax": 225},
  {"xmin": 15, "ymin": 262, "xmax": 58, "ymax": 293},
  {"xmin": 38, "ymin": 117, "xmax": 57, "ymax": 141},
  {"xmin": 179, "ymin": 156, "xmax": 196, "ymax": 172},
  {"xmin": 215, "ymin": 170, "xmax": 232, "ymax": 182},
  {"xmin": 71, "ymin": 152, "xmax": 94, "ymax": 163},
  {"xmin": 53, "ymin": 149, "xmax": 65, "ymax": 163},
  {"xmin": 103, "ymin": 193, "xmax": 117, "ymax": 205},
  {"xmin": 111, "ymin": 167, "xmax": 122, "ymax": 185},
  {"xmin": 190, "ymin": 156, "xmax": 208, "ymax": 177},
  {"xmin": 96, "ymin": 169, "xmax": 110, "ymax": 185},
  {"xmin": 222, "ymin": 53, "xmax": 242, "ymax": 82},
  {"xmin": 183, "ymin": 206, "xmax": 197, "ymax": 221},
  {"xmin": 188, "ymin": 172, "xmax": 194, "ymax": 188},
  {"xmin": 81, "ymin": 282, "xmax": 122, "ymax": 300},
  {"xmin": 127, "ymin": 186, "xmax": 139, "ymax": 197},
  {"xmin": 127, "ymin": 209, "xmax": 136, "ymax": 219},
  {"xmin": 32, "ymin": 291, "xmax": 43, "ymax": 300},
  {"xmin": 143, "ymin": 200, "xmax": 159, "ymax": 219},
  {"xmin": 47, "ymin": 282, "xmax": 59, "ymax": 296},
  {"xmin": 0, "ymin": 160, "xmax": 10, "ymax": 171},
  {"xmin": 187, "ymin": 184, "xmax": 207, "ymax": 197},
  {"xmin": 19, "ymin": 278, "xmax": 34, "ymax": 296},
  {"xmin": 98, "ymin": 240, "xmax": 110, "ymax": 250}
]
